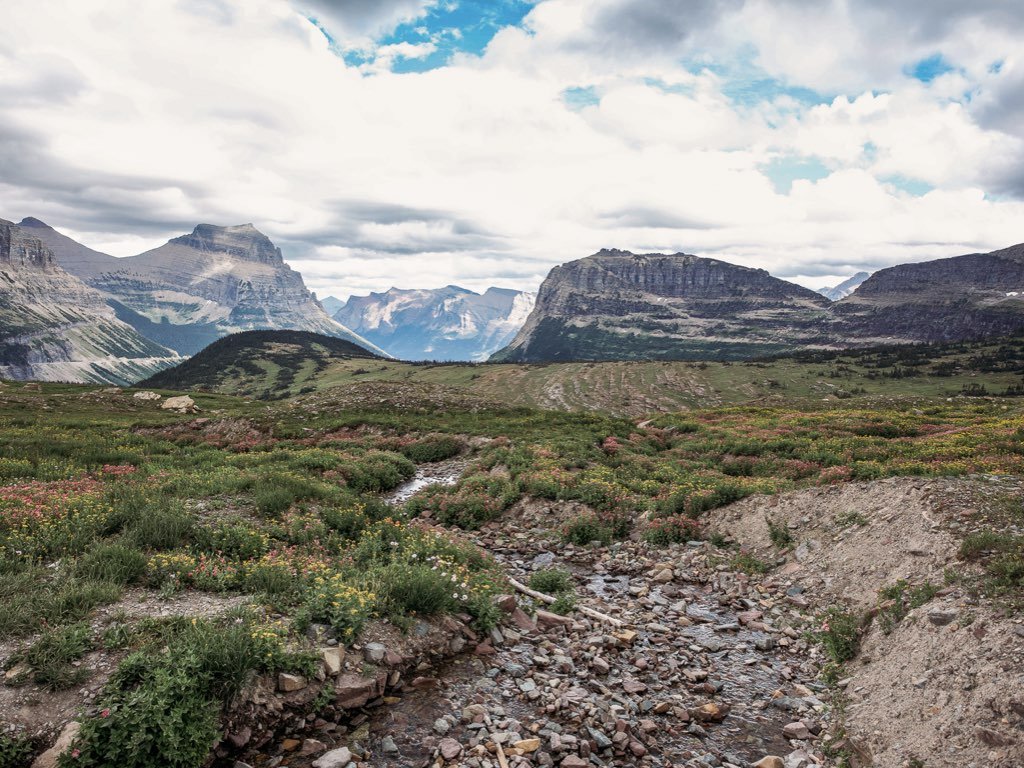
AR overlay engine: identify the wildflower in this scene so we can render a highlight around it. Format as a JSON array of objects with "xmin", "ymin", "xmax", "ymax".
[{"xmin": 101, "ymin": 708, "xmax": 111, "ymax": 718}]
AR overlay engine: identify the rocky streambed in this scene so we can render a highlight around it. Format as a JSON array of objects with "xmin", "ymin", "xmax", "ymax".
[{"xmin": 243, "ymin": 496, "xmax": 832, "ymax": 768}]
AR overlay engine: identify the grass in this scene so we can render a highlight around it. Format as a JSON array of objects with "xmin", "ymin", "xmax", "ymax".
[
  {"xmin": 877, "ymin": 580, "xmax": 940, "ymax": 634},
  {"xmin": 16, "ymin": 622, "xmax": 93, "ymax": 690}
]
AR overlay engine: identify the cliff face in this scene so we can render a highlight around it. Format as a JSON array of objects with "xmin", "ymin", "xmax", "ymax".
[
  {"xmin": 0, "ymin": 219, "xmax": 180, "ymax": 384},
  {"xmin": 494, "ymin": 245, "xmax": 1024, "ymax": 362},
  {"xmin": 24, "ymin": 220, "xmax": 385, "ymax": 357},
  {"xmin": 833, "ymin": 245, "xmax": 1024, "ymax": 344},
  {"xmin": 334, "ymin": 285, "xmax": 536, "ymax": 361},
  {"xmin": 494, "ymin": 250, "xmax": 833, "ymax": 362}
]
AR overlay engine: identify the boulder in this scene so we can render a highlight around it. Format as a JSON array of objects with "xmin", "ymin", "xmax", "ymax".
[{"xmin": 161, "ymin": 395, "xmax": 198, "ymax": 413}]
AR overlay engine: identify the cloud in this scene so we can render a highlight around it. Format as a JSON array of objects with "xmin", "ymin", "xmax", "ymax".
[
  {"xmin": 295, "ymin": 0, "xmax": 437, "ymax": 40},
  {"xmin": 2, "ymin": 0, "xmax": 1024, "ymax": 299}
]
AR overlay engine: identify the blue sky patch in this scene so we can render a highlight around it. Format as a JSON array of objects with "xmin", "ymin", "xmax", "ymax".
[
  {"xmin": 562, "ymin": 86, "xmax": 601, "ymax": 111},
  {"xmin": 881, "ymin": 175, "xmax": 934, "ymax": 196},
  {"xmin": 906, "ymin": 53, "xmax": 955, "ymax": 83},
  {"xmin": 761, "ymin": 156, "xmax": 830, "ymax": 193},
  {"xmin": 342, "ymin": 0, "xmax": 534, "ymax": 73}
]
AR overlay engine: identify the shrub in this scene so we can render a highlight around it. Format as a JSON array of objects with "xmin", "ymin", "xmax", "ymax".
[
  {"xmin": 400, "ymin": 435, "xmax": 464, "ymax": 463},
  {"xmin": 375, "ymin": 562, "xmax": 459, "ymax": 618},
  {"xmin": 61, "ymin": 665, "xmax": 218, "ymax": 768},
  {"xmin": 0, "ymin": 733, "xmax": 35, "ymax": 768},
  {"xmin": 302, "ymin": 574, "xmax": 375, "ymax": 643},
  {"xmin": 732, "ymin": 551, "xmax": 770, "ymax": 575},
  {"xmin": 814, "ymin": 606, "xmax": 862, "ymax": 664},
  {"xmin": 337, "ymin": 451, "xmax": 415, "ymax": 494},
  {"xmin": 766, "ymin": 517, "xmax": 794, "ymax": 548},
  {"xmin": 76, "ymin": 543, "xmax": 148, "ymax": 585},
  {"xmin": 563, "ymin": 515, "xmax": 612, "ymax": 546},
  {"xmin": 195, "ymin": 520, "xmax": 269, "ymax": 560},
  {"xmin": 253, "ymin": 472, "xmax": 331, "ymax": 517},
  {"xmin": 41, "ymin": 579, "xmax": 122, "ymax": 626},
  {"xmin": 320, "ymin": 506, "xmax": 369, "ymax": 539},
  {"xmin": 643, "ymin": 515, "xmax": 702, "ymax": 545},
  {"xmin": 528, "ymin": 568, "xmax": 574, "ymax": 595},
  {"xmin": 550, "ymin": 592, "xmax": 578, "ymax": 615}
]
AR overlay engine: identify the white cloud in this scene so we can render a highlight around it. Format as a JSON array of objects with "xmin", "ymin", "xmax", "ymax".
[{"xmin": 1, "ymin": 0, "xmax": 1023, "ymax": 301}]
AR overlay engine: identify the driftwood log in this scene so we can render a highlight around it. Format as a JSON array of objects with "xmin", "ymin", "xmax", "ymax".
[{"xmin": 508, "ymin": 576, "xmax": 627, "ymax": 628}]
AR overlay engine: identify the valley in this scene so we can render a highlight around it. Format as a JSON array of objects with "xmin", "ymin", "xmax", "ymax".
[{"xmin": 0, "ymin": 362, "xmax": 1022, "ymax": 768}]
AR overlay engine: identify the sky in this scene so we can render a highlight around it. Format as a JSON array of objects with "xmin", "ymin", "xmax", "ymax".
[{"xmin": 3, "ymin": 0, "xmax": 1024, "ymax": 301}]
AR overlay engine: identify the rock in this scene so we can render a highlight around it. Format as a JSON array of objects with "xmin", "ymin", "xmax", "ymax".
[
  {"xmin": 622, "ymin": 679, "xmax": 648, "ymax": 694},
  {"xmin": 226, "ymin": 727, "xmax": 252, "ymax": 749},
  {"xmin": 928, "ymin": 609, "xmax": 958, "ymax": 626},
  {"xmin": 300, "ymin": 739, "xmax": 327, "ymax": 756},
  {"xmin": 560, "ymin": 756, "xmax": 588, "ymax": 767},
  {"xmin": 321, "ymin": 647, "xmax": 345, "ymax": 675},
  {"xmin": 591, "ymin": 657, "xmax": 611, "ymax": 675},
  {"xmin": 753, "ymin": 758, "xmax": 785, "ymax": 768},
  {"xmin": 312, "ymin": 747, "xmax": 353, "ymax": 768},
  {"xmin": 334, "ymin": 673, "xmax": 378, "ymax": 708},
  {"xmin": 132, "ymin": 390, "xmax": 162, "ymax": 401},
  {"xmin": 614, "ymin": 629, "xmax": 638, "ymax": 645},
  {"xmin": 494, "ymin": 594, "xmax": 517, "ymax": 613},
  {"xmin": 282, "ymin": 739, "xmax": 302, "ymax": 752},
  {"xmin": 363, "ymin": 642, "xmax": 386, "ymax": 663},
  {"xmin": 4, "ymin": 661, "xmax": 31, "ymax": 683},
  {"xmin": 277, "ymin": 672, "xmax": 307, "ymax": 692},
  {"xmin": 434, "ymin": 717, "xmax": 451, "ymax": 735},
  {"xmin": 652, "ymin": 569, "xmax": 674, "ymax": 583},
  {"xmin": 161, "ymin": 395, "xmax": 198, "ymax": 413},
  {"xmin": 691, "ymin": 702, "xmax": 730, "ymax": 722},
  {"xmin": 32, "ymin": 721, "xmax": 80, "ymax": 768},
  {"xmin": 381, "ymin": 736, "xmax": 399, "ymax": 754},
  {"xmin": 515, "ymin": 738, "xmax": 542, "ymax": 753},
  {"xmin": 782, "ymin": 722, "xmax": 812, "ymax": 740},
  {"xmin": 438, "ymin": 738, "xmax": 462, "ymax": 760}
]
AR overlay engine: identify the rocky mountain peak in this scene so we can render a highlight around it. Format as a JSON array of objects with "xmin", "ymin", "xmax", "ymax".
[
  {"xmin": 17, "ymin": 216, "xmax": 51, "ymax": 229},
  {"xmin": 169, "ymin": 223, "xmax": 283, "ymax": 265},
  {"xmin": 0, "ymin": 219, "xmax": 55, "ymax": 272}
]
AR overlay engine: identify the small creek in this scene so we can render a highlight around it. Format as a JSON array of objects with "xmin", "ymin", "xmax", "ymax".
[{"xmin": 383, "ymin": 458, "xmax": 469, "ymax": 507}]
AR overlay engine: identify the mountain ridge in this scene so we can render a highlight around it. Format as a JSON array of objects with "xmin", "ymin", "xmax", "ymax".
[{"xmin": 493, "ymin": 244, "xmax": 1024, "ymax": 362}]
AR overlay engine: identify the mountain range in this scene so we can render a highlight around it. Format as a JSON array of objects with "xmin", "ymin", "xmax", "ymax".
[
  {"xmin": 493, "ymin": 245, "xmax": 1024, "ymax": 362},
  {"xmin": 20, "ymin": 218, "xmax": 381, "ymax": 357},
  {"xmin": 331, "ymin": 285, "xmax": 536, "ymax": 361}
]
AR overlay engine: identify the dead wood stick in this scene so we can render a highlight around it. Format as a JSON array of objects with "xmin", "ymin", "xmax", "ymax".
[{"xmin": 507, "ymin": 576, "xmax": 627, "ymax": 628}]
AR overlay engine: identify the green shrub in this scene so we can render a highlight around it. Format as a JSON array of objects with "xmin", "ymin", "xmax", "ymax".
[
  {"xmin": 301, "ymin": 574, "xmax": 375, "ymax": 644},
  {"xmin": 877, "ymin": 580, "xmax": 939, "ymax": 633},
  {"xmin": 61, "ymin": 665, "xmax": 218, "ymax": 768},
  {"xmin": 320, "ymin": 506, "xmax": 369, "ymax": 539},
  {"xmin": 195, "ymin": 520, "xmax": 269, "ymax": 560},
  {"xmin": 732, "ymin": 551, "xmax": 770, "ymax": 575},
  {"xmin": 550, "ymin": 592, "xmax": 577, "ymax": 615},
  {"xmin": 766, "ymin": 517, "xmax": 794, "ymax": 548},
  {"xmin": 375, "ymin": 562, "xmax": 458, "ymax": 618},
  {"xmin": 814, "ymin": 606, "xmax": 862, "ymax": 664},
  {"xmin": 0, "ymin": 733, "xmax": 35, "ymax": 768},
  {"xmin": 338, "ymin": 451, "xmax": 415, "ymax": 494},
  {"xmin": 400, "ymin": 435, "xmax": 464, "ymax": 463},
  {"xmin": 40, "ymin": 579, "xmax": 122, "ymax": 626},
  {"xmin": 562, "ymin": 515, "xmax": 612, "ymax": 546},
  {"xmin": 643, "ymin": 515, "xmax": 702, "ymax": 545},
  {"xmin": 252, "ymin": 472, "xmax": 332, "ymax": 517},
  {"xmin": 528, "ymin": 568, "xmax": 574, "ymax": 595},
  {"xmin": 76, "ymin": 543, "xmax": 148, "ymax": 585}
]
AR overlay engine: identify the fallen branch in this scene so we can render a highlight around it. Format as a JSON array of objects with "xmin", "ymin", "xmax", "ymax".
[{"xmin": 508, "ymin": 576, "xmax": 627, "ymax": 628}]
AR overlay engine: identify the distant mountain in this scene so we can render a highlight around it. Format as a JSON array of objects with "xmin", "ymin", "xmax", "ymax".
[
  {"xmin": 319, "ymin": 295, "xmax": 345, "ymax": 316},
  {"xmin": 139, "ymin": 329, "xmax": 378, "ymax": 397},
  {"xmin": 22, "ymin": 219, "xmax": 385, "ymax": 357},
  {"xmin": 492, "ymin": 249, "xmax": 831, "ymax": 362},
  {"xmin": 833, "ymin": 244, "xmax": 1024, "ymax": 345},
  {"xmin": 334, "ymin": 285, "xmax": 536, "ymax": 361},
  {"xmin": 818, "ymin": 272, "xmax": 870, "ymax": 301},
  {"xmin": 0, "ymin": 219, "xmax": 180, "ymax": 384}
]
